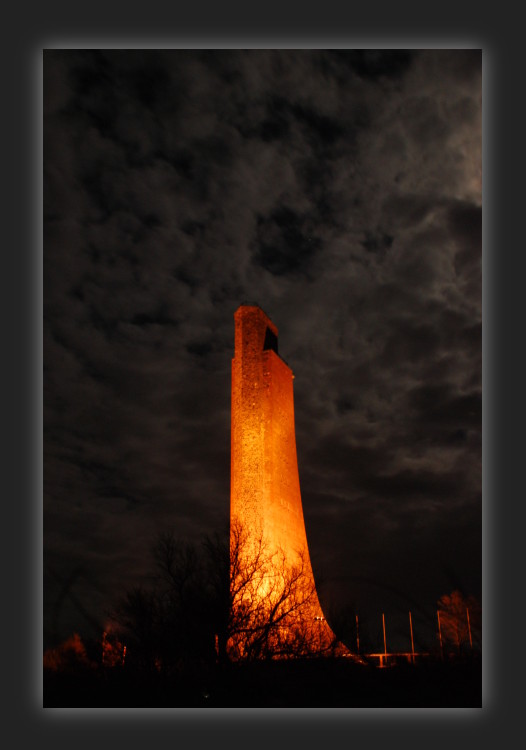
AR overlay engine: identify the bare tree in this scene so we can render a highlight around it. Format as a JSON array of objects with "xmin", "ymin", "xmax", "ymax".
[
  {"xmin": 437, "ymin": 590, "xmax": 481, "ymax": 655},
  {"xmin": 43, "ymin": 633, "xmax": 97, "ymax": 674},
  {"xmin": 114, "ymin": 586, "xmax": 163, "ymax": 673},
  {"xmin": 226, "ymin": 518, "xmax": 330, "ymax": 661},
  {"xmin": 112, "ymin": 519, "xmax": 334, "ymax": 674}
]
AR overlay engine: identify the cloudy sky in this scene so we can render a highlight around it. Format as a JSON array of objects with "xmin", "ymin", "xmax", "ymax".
[{"xmin": 43, "ymin": 48, "xmax": 481, "ymax": 652}]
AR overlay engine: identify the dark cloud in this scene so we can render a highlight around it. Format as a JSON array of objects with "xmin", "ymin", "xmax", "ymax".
[
  {"xmin": 254, "ymin": 206, "xmax": 321, "ymax": 277},
  {"xmin": 44, "ymin": 49, "xmax": 481, "ymax": 648},
  {"xmin": 335, "ymin": 49, "xmax": 416, "ymax": 81}
]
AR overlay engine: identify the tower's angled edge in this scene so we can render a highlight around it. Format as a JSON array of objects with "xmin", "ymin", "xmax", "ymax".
[{"xmin": 230, "ymin": 303, "xmax": 346, "ymax": 657}]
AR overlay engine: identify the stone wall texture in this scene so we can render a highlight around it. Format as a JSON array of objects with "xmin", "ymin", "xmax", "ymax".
[{"xmin": 230, "ymin": 304, "xmax": 338, "ymax": 651}]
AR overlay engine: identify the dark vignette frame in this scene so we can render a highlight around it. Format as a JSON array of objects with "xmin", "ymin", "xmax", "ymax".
[{"xmin": 7, "ymin": 4, "xmax": 519, "ymax": 749}]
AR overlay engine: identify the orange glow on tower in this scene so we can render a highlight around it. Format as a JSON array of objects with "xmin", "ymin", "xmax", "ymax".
[{"xmin": 230, "ymin": 304, "xmax": 339, "ymax": 655}]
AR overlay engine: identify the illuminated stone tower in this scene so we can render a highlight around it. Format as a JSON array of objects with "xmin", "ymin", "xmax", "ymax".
[{"xmin": 230, "ymin": 303, "xmax": 338, "ymax": 654}]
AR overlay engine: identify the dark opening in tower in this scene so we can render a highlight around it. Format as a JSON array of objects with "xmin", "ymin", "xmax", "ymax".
[{"xmin": 263, "ymin": 326, "xmax": 278, "ymax": 354}]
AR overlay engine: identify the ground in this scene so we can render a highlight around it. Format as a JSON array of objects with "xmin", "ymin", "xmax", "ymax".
[{"xmin": 43, "ymin": 655, "xmax": 482, "ymax": 709}]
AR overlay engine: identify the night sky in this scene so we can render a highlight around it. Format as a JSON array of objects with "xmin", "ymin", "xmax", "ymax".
[{"xmin": 43, "ymin": 49, "xmax": 481, "ymax": 652}]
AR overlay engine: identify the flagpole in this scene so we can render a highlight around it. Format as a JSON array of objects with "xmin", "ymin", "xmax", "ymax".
[{"xmin": 409, "ymin": 610, "xmax": 415, "ymax": 664}]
